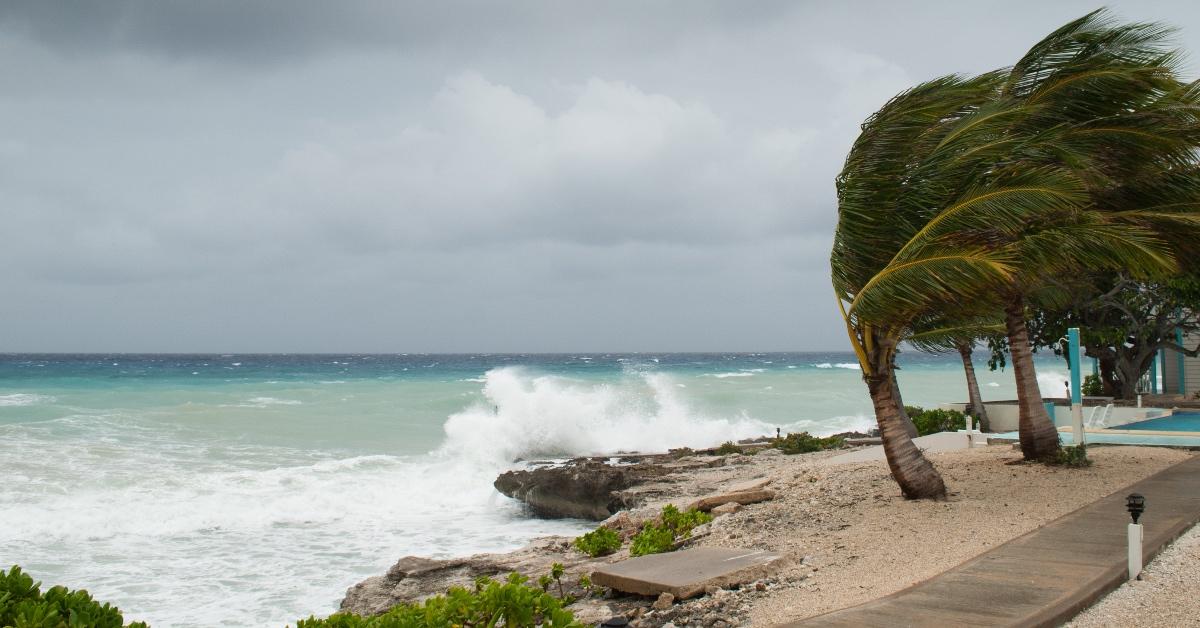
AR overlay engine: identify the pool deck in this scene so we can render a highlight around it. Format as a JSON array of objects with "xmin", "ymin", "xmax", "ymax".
[
  {"xmin": 777, "ymin": 453, "xmax": 1200, "ymax": 627},
  {"xmin": 990, "ymin": 427, "xmax": 1200, "ymax": 449}
]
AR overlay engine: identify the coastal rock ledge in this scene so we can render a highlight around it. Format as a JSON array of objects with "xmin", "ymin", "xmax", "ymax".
[{"xmin": 494, "ymin": 459, "xmax": 672, "ymax": 520}]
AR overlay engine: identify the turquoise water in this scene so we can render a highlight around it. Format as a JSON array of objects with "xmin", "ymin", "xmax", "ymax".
[
  {"xmin": 1119, "ymin": 412, "xmax": 1200, "ymax": 432},
  {"xmin": 0, "ymin": 353, "xmax": 1066, "ymax": 626}
]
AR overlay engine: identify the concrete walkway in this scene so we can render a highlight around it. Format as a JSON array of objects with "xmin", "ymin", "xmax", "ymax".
[
  {"xmin": 824, "ymin": 431, "xmax": 988, "ymax": 465},
  {"xmin": 781, "ymin": 454, "xmax": 1200, "ymax": 627}
]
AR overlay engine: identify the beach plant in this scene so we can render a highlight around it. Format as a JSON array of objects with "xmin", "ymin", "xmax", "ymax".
[
  {"xmin": 629, "ymin": 504, "xmax": 713, "ymax": 557},
  {"xmin": 771, "ymin": 432, "xmax": 844, "ymax": 454},
  {"xmin": 832, "ymin": 10, "xmax": 1200, "ymax": 495},
  {"xmin": 715, "ymin": 441, "xmax": 743, "ymax": 455},
  {"xmin": 294, "ymin": 572, "xmax": 580, "ymax": 627},
  {"xmin": 0, "ymin": 565, "xmax": 150, "ymax": 628},
  {"xmin": 910, "ymin": 408, "xmax": 968, "ymax": 436},
  {"xmin": 1082, "ymin": 374, "xmax": 1105, "ymax": 397},
  {"xmin": 629, "ymin": 522, "xmax": 676, "ymax": 557},
  {"xmin": 906, "ymin": 316, "xmax": 1005, "ymax": 431},
  {"xmin": 572, "ymin": 526, "xmax": 622, "ymax": 557},
  {"xmin": 1051, "ymin": 444, "xmax": 1093, "ymax": 468}
]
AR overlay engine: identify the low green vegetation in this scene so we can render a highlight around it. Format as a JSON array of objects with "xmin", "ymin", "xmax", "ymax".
[
  {"xmin": 1082, "ymin": 374, "xmax": 1105, "ymax": 397},
  {"xmin": 630, "ymin": 504, "xmax": 713, "ymax": 557},
  {"xmin": 295, "ymin": 572, "xmax": 580, "ymax": 627},
  {"xmin": 905, "ymin": 406, "xmax": 968, "ymax": 436},
  {"xmin": 0, "ymin": 565, "xmax": 149, "ymax": 628},
  {"xmin": 715, "ymin": 441, "xmax": 743, "ymax": 455},
  {"xmin": 1051, "ymin": 444, "xmax": 1093, "ymax": 468},
  {"xmin": 770, "ymin": 431, "xmax": 844, "ymax": 454},
  {"xmin": 572, "ymin": 526, "xmax": 621, "ymax": 557}
]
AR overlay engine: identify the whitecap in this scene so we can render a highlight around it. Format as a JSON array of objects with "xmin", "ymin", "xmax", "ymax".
[
  {"xmin": 708, "ymin": 372, "xmax": 754, "ymax": 378},
  {"xmin": 0, "ymin": 393, "xmax": 55, "ymax": 407},
  {"xmin": 439, "ymin": 367, "xmax": 774, "ymax": 463}
]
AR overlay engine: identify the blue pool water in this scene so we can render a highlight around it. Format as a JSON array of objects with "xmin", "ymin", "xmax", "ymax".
[{"xmin": 1119, "ymin": 412, "xmax": 1200, "ymax": 432}]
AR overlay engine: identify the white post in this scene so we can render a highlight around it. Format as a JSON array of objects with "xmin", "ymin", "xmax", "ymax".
[
  {"xmin": 1072, "ymin": 404, "xmax": 1085, "ymax": 445},
  {"xmin": 1128, "ymin": 522, "xmax": 1143, "ymax": 580},
  {"xmin": 1137, "ymin": 394, "xmax": 1143, "ymax": 408}
]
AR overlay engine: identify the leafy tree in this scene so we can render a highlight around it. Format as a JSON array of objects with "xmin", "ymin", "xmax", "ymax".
[{"xmin": 1024, "ymin": 272, "xmax": 1200, "ymax": 399}]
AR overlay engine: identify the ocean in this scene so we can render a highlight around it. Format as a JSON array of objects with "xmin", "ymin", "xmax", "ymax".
[{"xmin": 0, "ymin": 352, "xmax": 1070, "ymax": 627}]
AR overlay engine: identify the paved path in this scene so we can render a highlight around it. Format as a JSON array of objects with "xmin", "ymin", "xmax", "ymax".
[
  {"xmin": 780, "ymin": 454, "xmax": 1200, "ymax": 627},
  {"xmin": 824, "ymin": 431, "xmax": 988, "ymax": 465}
]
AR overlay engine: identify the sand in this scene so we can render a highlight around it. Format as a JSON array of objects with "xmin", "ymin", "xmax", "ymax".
[
  {"xmin": 1066, "ymin": 519, "xmax": 1200, "ymax": 627},
  {"xmin": 620, "ymin": 444, "xmax": 1192, "ymax": 626}
]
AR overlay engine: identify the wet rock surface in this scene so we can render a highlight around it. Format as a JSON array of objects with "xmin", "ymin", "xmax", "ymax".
[{"xmin": 493, "ymin": 458, "xmax": 677, "ymax": 520}]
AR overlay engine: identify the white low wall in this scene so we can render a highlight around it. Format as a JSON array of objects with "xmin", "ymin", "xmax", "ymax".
[{"xmin": 941, "ymin": 402, "xmax": 1167, "ymax": 432}]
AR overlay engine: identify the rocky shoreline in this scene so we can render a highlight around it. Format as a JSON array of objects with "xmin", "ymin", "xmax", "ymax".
[{"xmin": 340, "ymin": 441, "xmax": 1192, "ymax": 626}]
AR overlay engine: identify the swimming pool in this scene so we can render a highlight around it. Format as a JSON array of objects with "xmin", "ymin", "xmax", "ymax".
[{"xmin": 1118, "ymin": 412, "xmax": 1200, "ymax": 432}]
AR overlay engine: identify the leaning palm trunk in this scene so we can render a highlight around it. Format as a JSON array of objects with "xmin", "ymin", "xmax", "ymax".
[
  {"xmin": 1004, "ymin": 294, "xmax": 1060, "ymax": 459},
  {"xmin": 891, "ymin": 369, "xmax": 919, "ymax": 438},
  {"xmin": 866, "ymin": 368, "xmax": 946, "ymax": 499},
  {"xmin": 956, "ymin": 342, "xmax": 990, "ymax": 431}
]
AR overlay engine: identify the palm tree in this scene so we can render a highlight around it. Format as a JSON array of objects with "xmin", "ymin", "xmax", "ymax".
[
  {"xmin": 833, "ymin": 11, "xmax": 1196, "ymax": 495},
  {"xmin": 907, "ymin": 316, "xmax": 1004, "ymax": 432},
  {"xmin": 833, "ymin": 72, "xmax": 1041, "ymax": 500},
  {"xmin": 988, "ymin": 11, "xmax": 1200, "ymax": 458}
]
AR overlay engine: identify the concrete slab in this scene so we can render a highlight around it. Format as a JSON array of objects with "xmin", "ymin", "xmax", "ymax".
[
  {"xmin": 779, "ymin": 454, "xmax": 1200, "ymax": 627},
  {"xmin": 590, "ymin": 547, "xmax": 787, "ymax": 599}
]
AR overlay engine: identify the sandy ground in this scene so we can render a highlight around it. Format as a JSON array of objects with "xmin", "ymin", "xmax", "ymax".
[
  {"xmin": 1067, "ymin": 521, "xmax": 1200, "ymax": 627},
  {"xmin": 630, "ymin": 444, "xmax": 1193, "ymax": 625}
]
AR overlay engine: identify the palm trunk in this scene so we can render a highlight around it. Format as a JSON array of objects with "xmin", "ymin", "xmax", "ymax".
[
  {"xmin": 891, "ymin": 369, "xmax": 919, "ymax": 439},
  {"xmin": 1004, "ymin": 293, "xmax": 1060, "ymax": 460},
  {"xmin": 957, "ymin": 342, "xmax": 990, "ymax": 432},
  {"xmin": 866, "ymin": 370, "xmax": 947, "ymax": 500}
]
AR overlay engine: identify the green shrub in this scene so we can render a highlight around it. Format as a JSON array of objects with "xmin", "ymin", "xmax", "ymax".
[
  {"xmin": 630, "ymin": 505, "xmax": 713, "ymax": 557},
  {"xmin": 573, "ymin": 526, "xmax": 622, "ymax": 557},
  {"xmin": 1051, "ymin": 444, "xmax": 1093, "ymax": 468},
  {"xmin": 659, "ymin": 504, "xmax": 712, "ymax": 538},
  {"xmin": 1082, "ymin": 375, "xmax": 1104, "ymax": 396},
  {"xmin": 295, "ymin": 572, "xmax": 580, "ymax": 627},
  {"xmin": 0, "ymin": 565, "xmax": 149, "ymax": 628},
  {"xmin": 715, "ymin": 441, "xmax": 742, "ymax": 455},
  {"xmin": 771, "ymin": 432, "xmax": 844, "ymax": 454},
  {"xmin": 910, "ymin": 408, "xmax": 968, "ymax": 436},
  {"xmin": 630, "ymin": 522, "xmax": 676, "ymax": 557}
]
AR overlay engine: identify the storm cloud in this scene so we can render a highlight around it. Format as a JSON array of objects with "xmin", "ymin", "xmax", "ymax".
[{"xmin": 3, "ymin": 1, "xmax": 1199, "ymax": 352}]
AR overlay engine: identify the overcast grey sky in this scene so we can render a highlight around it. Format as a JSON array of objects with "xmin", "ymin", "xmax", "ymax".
[{"xmin": 3, "ymin": 1, "xmax": 1199, "ymax": 352}]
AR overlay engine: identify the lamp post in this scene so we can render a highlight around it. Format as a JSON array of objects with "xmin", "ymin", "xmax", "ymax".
[
  {"xmin": 1068, "ymin": 328, "xmax": 1084, "ymax": 445},
  {"xmin": 1127, "ymin": 493, "xmax": 1145, "ymax": 580}
]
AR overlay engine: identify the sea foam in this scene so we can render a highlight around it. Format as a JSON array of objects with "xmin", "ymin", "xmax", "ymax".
[{"xmin": 440, "ymin": 367, "xmax": 775, "ymax": 463}]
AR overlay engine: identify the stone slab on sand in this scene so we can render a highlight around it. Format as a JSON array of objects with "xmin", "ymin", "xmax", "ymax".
[
  {"xmin": 687, "ymin": 488, "xmax": 775, "ymax": 512},
  {"xmin": 591, "ymin": 547, "xmax": 787, "ymax": 599}
]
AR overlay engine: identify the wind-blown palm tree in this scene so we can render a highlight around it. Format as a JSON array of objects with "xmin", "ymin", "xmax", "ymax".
[
  {"xmin": 833, "ymin": 11, "xmax": 1197, "ymax": 494},
  {"xmin": 987, "ymin": 11, "xmax": 1200, "ymax": 458}
]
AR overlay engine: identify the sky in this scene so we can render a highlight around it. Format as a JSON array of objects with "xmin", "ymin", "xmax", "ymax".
[{"xmin": 3, "ymin": 1, "xmax": 1200, "ymax": 353}]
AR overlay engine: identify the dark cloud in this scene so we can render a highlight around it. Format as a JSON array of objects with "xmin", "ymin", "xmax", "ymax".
[{"xmin": 1, "ymin": 1, "xmax": 1197, "ymax": 351}]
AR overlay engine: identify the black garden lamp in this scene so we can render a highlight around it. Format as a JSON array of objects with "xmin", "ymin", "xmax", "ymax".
[{"xmin": 1126, "ymin": 493, "xmax": 1145, "ymax": 524}]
